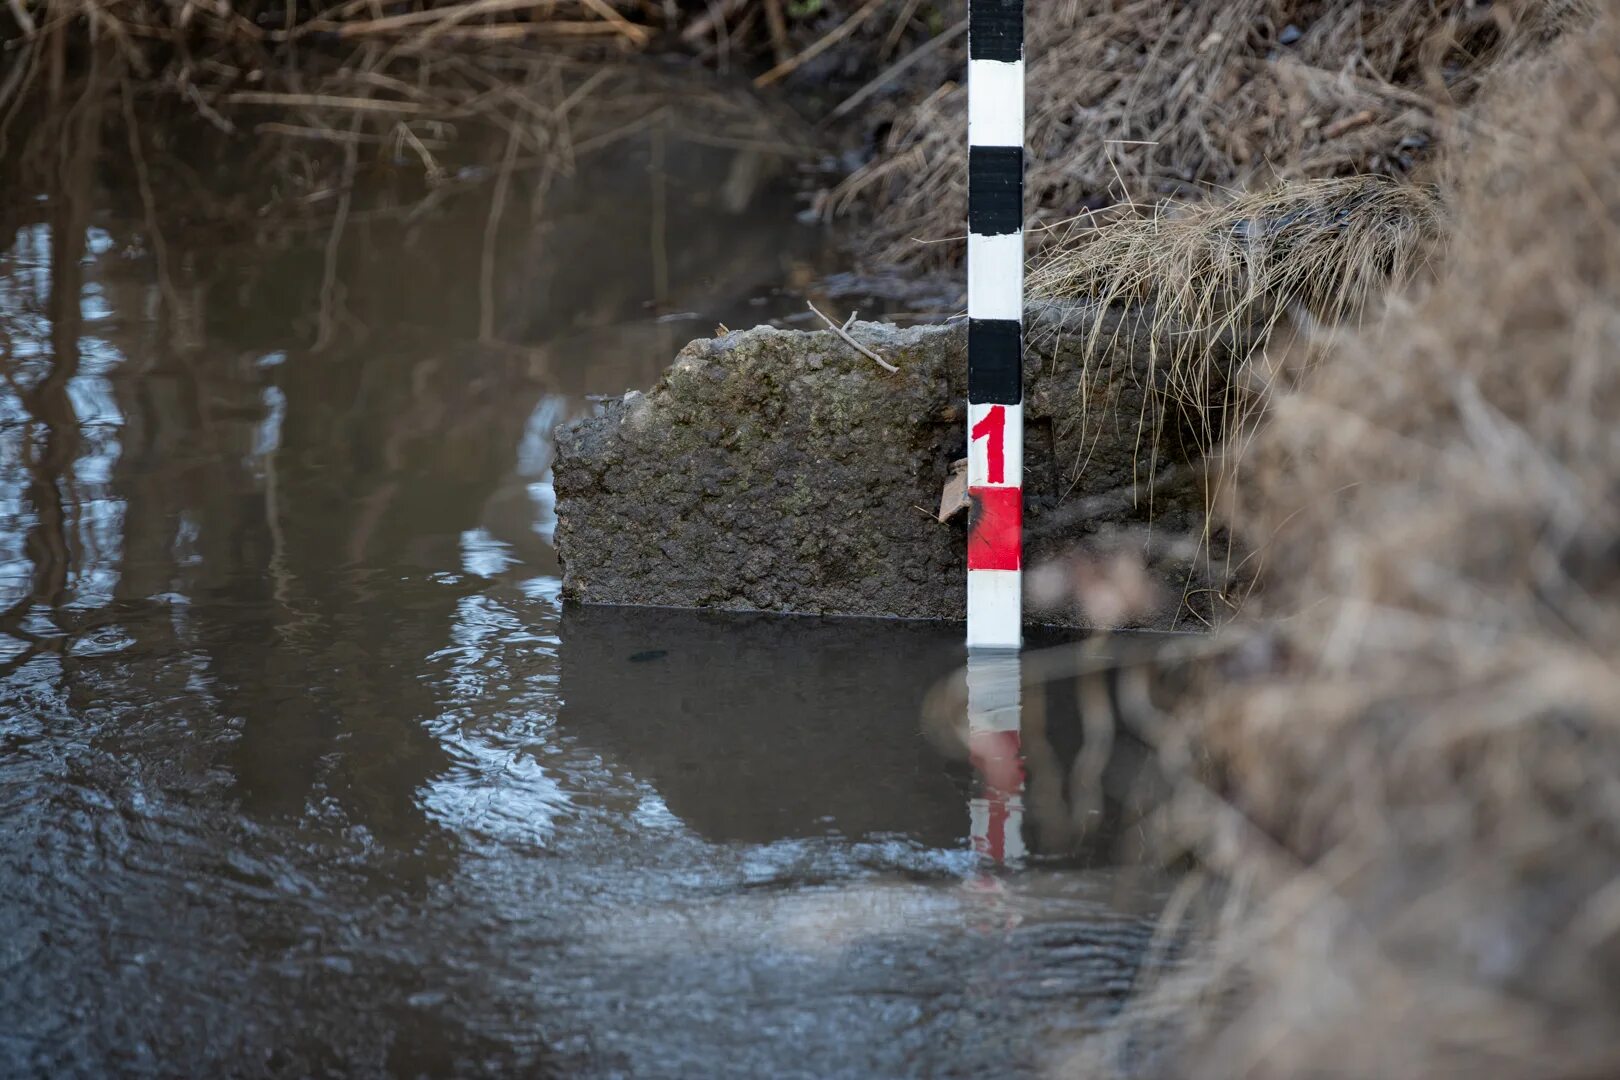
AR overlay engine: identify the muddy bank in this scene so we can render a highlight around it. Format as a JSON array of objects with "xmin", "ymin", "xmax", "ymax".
[{"xmin": 554, "ymin": 302, "xmax": 1227, "ymax": 630}]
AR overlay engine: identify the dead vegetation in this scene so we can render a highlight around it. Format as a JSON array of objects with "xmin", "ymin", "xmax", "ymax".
[
  {"xmin": 887, "ymin": 3, "xmax": 1620, "ymax": 1072},
  {"xmin": 0, "ymin": 1, "xmax": 947, "ymax": 354},
  {"xmin": 0, "ymin": 1, "xmax": 819, "ymax": 172},
  {"xmin": 968, "ymin": 4, "xmax": 1592, "ymax": 628},
  {"xmin": 1029, "ymin": 175, "xmax": 1442, "ymax": 473},
  {"xmin": 0, "ymin": 0, "xmax": 968, "ymax": 320},
  {"xmin": 0, "ymin": 0, "xmax": 950, "ymax": 145},
  {"xmin": 833, "ymin": 0, "xmax": 1592, "ymax": 271},
  {"xmin": 1062, "ymin": 9, "xmax": 1620, "ymax": 1076}
]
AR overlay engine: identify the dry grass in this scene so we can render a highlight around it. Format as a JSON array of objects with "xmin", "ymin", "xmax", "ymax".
[
  {"xmin": 996, "ymin": 4, "xmax": 1587, "ymax": 622},
  {"xmin": 1029, "ymin": 175, "xmax": 1442, "ymax": 459},
  {"xmin": 0, "ymin": 0, "xmax": 940, "ymax": 139},
  {"xmin": 1015, "ymin": 177, "xmax": 1442, "ymax": 625},
  {"xmin": 833, "ymin": 0, "xmax": 1592, "ymax": 272},
  {"xmin": 0, "ymin": 0, "xmax": 843, "ymax": 344},
  {"xmin": 0, "ymin": 1, "xmax": 809, "ymax": 198},
  {"xmin": 1072, "ymin": 9, "xmax": 1620, "ymax": 1076}
]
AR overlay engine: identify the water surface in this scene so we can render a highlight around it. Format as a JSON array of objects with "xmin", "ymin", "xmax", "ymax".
[{"xmin": 0, "ymin": 99, "xmax": 1169, "ymax": 1077}]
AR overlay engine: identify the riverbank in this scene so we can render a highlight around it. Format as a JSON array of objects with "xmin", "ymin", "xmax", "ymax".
[{"xmin": 1065, "ymin": 8, "xmax": 1620, "ymax": 1077}]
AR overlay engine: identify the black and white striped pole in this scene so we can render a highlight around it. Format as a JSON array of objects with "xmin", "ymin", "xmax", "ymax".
[
  {"xmin": 965, "ymin": 0, "xmax": 1023, "ymax": 651},
  {"xmin": 964, "ymin": 0, "xmax": 1026, "ymax": 868}
]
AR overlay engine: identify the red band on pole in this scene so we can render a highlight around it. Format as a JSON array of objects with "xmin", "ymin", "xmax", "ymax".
[{"xmin": 967, "ymin": 486, "xmax": 1022, "ymax": 571}]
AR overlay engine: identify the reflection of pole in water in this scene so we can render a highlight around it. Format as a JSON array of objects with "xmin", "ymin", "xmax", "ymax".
[{"xmin": 966, "ymin": 650, "xmax": 1025, "ymax": 865}]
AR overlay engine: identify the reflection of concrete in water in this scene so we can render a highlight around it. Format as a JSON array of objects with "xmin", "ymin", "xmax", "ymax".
[
  {"xmin": 556, "ymin": 604, "xmax": 970, "ymax": 848},
  {"xmin": 555, "ymin": 606, "xmax": 1173, "ymax": 881},
  {"xmin": 556, "ymin": 611, "xmax": 1172, "ymax": 869}
]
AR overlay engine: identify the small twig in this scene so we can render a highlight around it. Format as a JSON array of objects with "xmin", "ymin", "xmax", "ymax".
[
  {"xmin": 121, "ymin": 78, "xmax": 186, "ymax": 356},
  {"xmin": 763, "ymin": 0, "xmax": 790, "ymax": 65},
  {"xmin": 754, "ymin": 0, "xmax": 884, "ymax": 88},
  {"xmin": 314, "ymin": 116, "xmax": 361, "ymax": 352},
  {"xmin": 826, "ymin": 18, "xmax": 965, "ymax": 123},
  {"xmin": 6, "ymin": 0, "xmax": 35, "ymax": 37},
  {"xmin": 807, "ymin": 301, "xmax": 898, "ymax": 373},
  {"xmin": 181, "ymin": 82, "xmax": 235, "ymax": 133},
  {"xmin": 258, "ymin": 120, "xmax": 412, "ymax": 144},
  {"xmin": 1322, "ymin": 108, "xmax": 1377, "ymax": 140},
  {"xmin": 0, "ymin": 41, "xmax": 36, "ymax": 130},
  {"xmin": 881, "ymin": 0, "xmax": 922, "ymax": 57},
  {"xmin": 678, "ymin": 0, "xmax": 745, "ymax": 43},
  {"xmin": 288, "ymin": 0, "xmax": 548, "ymax": 38},
  {"xmin": 225, "ymin": 90, "xmax": 432, "ymax": 114},
  {"xmin": 395, "ymin": 122, "xmax": 447, "ymax": 181},
  {"xmin": 578, "ymin": 0, "xmax": 651, "ymax": 46},
  {"xmin": 479, "ymin": 117, "xmax": 522, "ymax": 343}
]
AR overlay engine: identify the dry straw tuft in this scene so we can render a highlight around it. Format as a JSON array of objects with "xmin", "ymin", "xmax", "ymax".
[{"xmin": 1029, "ymin": 175, "xmax": 1443, "ymax": 456}]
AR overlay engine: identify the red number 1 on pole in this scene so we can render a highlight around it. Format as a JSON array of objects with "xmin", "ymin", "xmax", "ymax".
[{"xmin": 970, "ymin": 404, "xmax": 1005, "ymax": 485}]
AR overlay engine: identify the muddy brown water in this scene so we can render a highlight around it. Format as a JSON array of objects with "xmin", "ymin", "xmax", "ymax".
[{"xmin": 0, "ymin": 109, "xmax": 1174, "ymax": 1077}]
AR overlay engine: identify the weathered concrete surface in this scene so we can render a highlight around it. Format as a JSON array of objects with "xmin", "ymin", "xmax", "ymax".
[{"xmin": 553, "ymin": 302, "xmax": 1219, "ymax": 629}]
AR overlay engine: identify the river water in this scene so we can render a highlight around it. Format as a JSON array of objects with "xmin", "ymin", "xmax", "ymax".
[{"xmin": 0, "ymin": 98, "xmax": 1173, "ymax": 1077}]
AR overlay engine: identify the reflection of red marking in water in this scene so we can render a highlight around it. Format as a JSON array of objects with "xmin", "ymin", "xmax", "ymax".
[
  {"xmin": 969, "ymin": 729, "xmax": 1024, "ymax": 864},
  {"xmin": 968, "ymin": 729, "xmax": 1023, "ymax": 792},
  {"xmin": 985, "ymin": 791, "xmax": 1011, "ymax": 863},
  {"xmin": 967, "ymin": 486, "xmax": 1021, "ymax": 571},
  {"xmin": 970, "ymin": 404, "xmax": 1006, "ymax": 484},
  {"xmin": 971, "ymin": 791, "xmax": 1023, "ymax": 865}
]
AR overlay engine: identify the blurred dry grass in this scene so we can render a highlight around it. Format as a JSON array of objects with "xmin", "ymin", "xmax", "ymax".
[
  {"xmin": 1063, "ymin": 8, "xmax": 1620, "ymax": 1076},
  {"xmin": 0, "ymin": 0, "xmax": 823, "ymax": 155},
  {"xmin": 0, "ymin": 0, "xmax": 944, "ymax": 141}
]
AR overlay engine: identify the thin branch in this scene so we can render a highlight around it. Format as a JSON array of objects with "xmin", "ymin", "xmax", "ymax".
[
  {"xmin": 224, "ymin": 90, "xmax": 433, "ymax": 113},
  {"xmin": 763, "ymin": 0, "xmax": 790, "ymax": 65},
  {"xmin": 754, "ymin": 0, "xmax": 884, "ymax": 89},
  {"xmin": 826, "ymin": 18, "xmax": 966, "ymax": 123},
  {"xmin": 679, "ymin": 0, "xmax": 747, "ymax": 44},
  {"xmin": 807, "ymin": 301, "xmax": 898, "ymax": 373},
  {"xmin": 5, "ymin": 0, "xmax": 35, "ymax": 37},
  {"xmin": 479, "ymin": 117, "xmax": 522, "ymax": 343},
  {"xmin": 578, "ymin": 0, "xmax": 650, "ymax": 45},
  {"xmin": 314, "ymin": 122, "xmax": 360, "ymax": 351}
]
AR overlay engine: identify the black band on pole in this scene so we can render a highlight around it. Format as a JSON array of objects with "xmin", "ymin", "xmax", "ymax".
[
  {"xmin": 968, "ymin": 0, "xmax": 1023, "ymax": 62},
  {"xmin": 967, "ymin": 146, "xmax": 1023, "ymax": 236},
  {"xmin": 967, "ymin": 319, "xmax": 1023, "ymax": 405}
]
